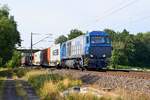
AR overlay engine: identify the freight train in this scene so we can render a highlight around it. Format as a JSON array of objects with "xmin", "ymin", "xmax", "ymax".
[{"xmin": 24, "ymin": 31, "xmax": 112, "ymax": 69}]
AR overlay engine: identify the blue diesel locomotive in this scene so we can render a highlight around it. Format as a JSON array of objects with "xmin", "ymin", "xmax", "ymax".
[{"xmin": 60, "ymin": 31, "xmax": 112, "ymax": 69}]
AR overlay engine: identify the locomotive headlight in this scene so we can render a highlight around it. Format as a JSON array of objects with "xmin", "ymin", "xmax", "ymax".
[
  {"xmin": 102, "ymin": 54, "xmax": 106, "ymax": 58},
  {"xmin": 90, "ymin": 55, "xmax": 94, "ymax": 58}
]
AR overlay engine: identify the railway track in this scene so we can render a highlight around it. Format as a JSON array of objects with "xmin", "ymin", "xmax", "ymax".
[
  {"xmin": 84, "ymin": 70, "xmax": 150, "ymax": 80},
  {"xmin": 94, "ymin": 71, "xmax": 150, "ymax": 80}
]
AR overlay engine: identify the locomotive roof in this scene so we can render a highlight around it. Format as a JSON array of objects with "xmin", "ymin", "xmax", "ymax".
[
  {"xmin": 60, "ymin": 31, "xmax": 109, "ymax": 45},
  {"xmin": 89, "ymin": 31, "xmax": 109, "ymax": 36}
]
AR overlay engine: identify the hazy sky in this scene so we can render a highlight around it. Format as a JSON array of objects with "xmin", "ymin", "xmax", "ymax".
[{"xmin": 0, "ymin": 0, "xmax": 150, "ymax": 49}]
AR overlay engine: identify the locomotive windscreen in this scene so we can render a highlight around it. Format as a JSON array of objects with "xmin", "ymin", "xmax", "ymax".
[{"xmin": 90, "ymin": 36, "xmax": 110, "ymax": 44}]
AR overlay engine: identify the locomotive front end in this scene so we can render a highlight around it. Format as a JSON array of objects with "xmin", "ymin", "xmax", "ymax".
[{"xmin": 84, "ymin": 31, "xmax": 112, "ymax": 69}]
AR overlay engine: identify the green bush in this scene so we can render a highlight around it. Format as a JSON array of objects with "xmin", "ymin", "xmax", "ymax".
[
  {"xmin": 0, "ymin": 58, "xmax": 2, "ymax": 67},
  {"xmin": 13, "ymin": 68, "xmax": 29, "ymax": 78},
  {"xmin": 0, "ymin": 69, "xmax": 13, "ymax": 77},
  {"xmin": 6, "ymin": 50, "xmax": 21, "ymax": 68}
]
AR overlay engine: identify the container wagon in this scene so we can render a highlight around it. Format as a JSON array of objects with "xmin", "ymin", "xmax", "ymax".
[
  {"xmin": 21, "ymin": 53, "xmax": 26, "ymax": 66},
  {"xmin": 32, "ymin": 51, "xmax": 42, "ymax": 66},
  {"xmin": 21, "ymin": 52, "xmax": 31, "ymax": 66},
  {"xmin": 41, "ymin": 48, "xmax": 50, "ymax": 67},
  {"xmin": 60, "ymin": 31, "xmax": 112, "ymax": 69},
  {"xmin": 50, "ymin": 44, "xmax": 61, "ymax": 67}
]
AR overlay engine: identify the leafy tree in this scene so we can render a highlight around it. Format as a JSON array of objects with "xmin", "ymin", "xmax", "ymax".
[
  {"xmin": 68, "ymin": 29, "xmax": 84, "ymax": 40},
  {"xmin": 105, "ymin": 29, "xmax": 135, "ymax": 68},
  {"xmin": 105, "ymin": 28, "xmax": 150, "ymax": 68},
  {"xmin": 55, "ymin": 35, "xmax": 67, "ymax": 44},
  {"xmin": 55, "ymin": 29, "xmax": 84, "ymax": 44},
  {"xmin": 0, "ymin": 5, "xmax": 21, "ymax": 66},
  {"xmin": 104, "ymin": 29, "xmax": 117, "ymax": 41},
  {"xmin": 6, "ymin": 50, "xmax": 21, "ymax": 68},
  {"xmin": 132, "ymin": 32, "xmax": 150, "ymax": 67}
]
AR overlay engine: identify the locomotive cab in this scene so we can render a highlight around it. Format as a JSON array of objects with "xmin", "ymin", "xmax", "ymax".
[{"xmin": 84, "ymin": 31, "xmax": 112, "ymax": 69}]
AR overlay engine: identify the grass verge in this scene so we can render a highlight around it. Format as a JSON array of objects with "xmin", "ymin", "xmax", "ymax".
[
  {"xmin": 26, "ymin": 70, "xmax": 82, "ymax": 100},
  {"xmin": 15, "ymin": 81, "xmax": 28, "ymax": 100},
  {"xmin": 0, "ymin": 80, "xmax": 4, "ymax": 100}
]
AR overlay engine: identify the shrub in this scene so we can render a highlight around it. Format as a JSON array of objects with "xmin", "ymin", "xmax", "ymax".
[
  {"xmin": 28, "ymin": 74, "xmax": 63, "ymax": 90},
  {"xmin": 13, "ymin": 68, "xmax": 29, "ymax": 78},
  {"xmin": 0, "ymin": 58, "xmax": 2, "ymax": 67},
  {"xmin": 6, "ymin": 50, "xmax": 21, "ymax": 68},
  {"xmin": 0, "ymin": 69, "xmax": 14, "ymax": 78}
]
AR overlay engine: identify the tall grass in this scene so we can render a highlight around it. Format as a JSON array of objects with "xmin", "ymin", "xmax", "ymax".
[
  {"xmin": 39, "ymin": 78, "xmax": 83, "ymax": 100},
  {"xmin": 25, "ymin": 70, "xmax": 82, "ymax": 100},
  {"xmin": 40, "ymin": 81, "xmax": 61, "ymax": 100},
  {"xmin": 23, "ymin": 70, "xmax": 125, "ymax": 100},
  {"xmin": 65, "ymin": 93, "xmax": 100, "ymax": 100},
  {"xmin": 64, "ymin": 92, "xmax": 123, "ymax": 100},
  {"xmin": 28, "ymin": 74, "xmax": 63, "ymax": 90},
  {"xmin": 114, "ymin": 88, "xmax": 150, "ymax": 100}
]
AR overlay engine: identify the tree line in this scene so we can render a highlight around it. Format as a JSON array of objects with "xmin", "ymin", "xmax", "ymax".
[
  {"xmin": 104, "ymin": 29, "xmax": 150, "ymax": 68},
  {"xmin": 55, "ymin": 29, "xmax": 84, "ymax": 44}
]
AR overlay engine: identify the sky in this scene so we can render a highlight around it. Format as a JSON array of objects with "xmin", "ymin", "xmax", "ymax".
[{"xmin": 0, "ymin": 0, "xmax": 150, "ymax": 49}]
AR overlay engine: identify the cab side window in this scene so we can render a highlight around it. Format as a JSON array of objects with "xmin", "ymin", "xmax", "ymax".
[{"xmin": 86, "ymin": 36, "xmax": 89, "ymax": 44}]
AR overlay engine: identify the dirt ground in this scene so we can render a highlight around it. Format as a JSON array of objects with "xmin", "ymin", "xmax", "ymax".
[{"xmin": 2, "ymin": 79, "xmax": 39, "ymax": 100}]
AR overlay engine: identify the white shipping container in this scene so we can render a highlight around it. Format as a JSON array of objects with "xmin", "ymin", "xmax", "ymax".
[
  {"xmin": 33, "ymin": 51, "xmax": 41, "ymax": 65},
  {"xmin": 50, "ymin": 44, "xmax": 61, "ymax": 66},
  {"xmin": 21, "ymin": 53, "xmax": 26, "ymax": 65}
]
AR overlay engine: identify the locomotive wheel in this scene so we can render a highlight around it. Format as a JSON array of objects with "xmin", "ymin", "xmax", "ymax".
[{"xmin": 56, "ymin": 64, "xmax": 61, "ymax": 69}]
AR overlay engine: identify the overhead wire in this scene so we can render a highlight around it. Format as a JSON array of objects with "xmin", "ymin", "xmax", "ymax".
[
  {"xmin": 95, "ymin": 0, "xmax": 140, "ymax": 22},
  {"xmin": 132, "ymin": 15, "xmax": 150, "ymax": 22},
  {"xmin": 95, "ymin": 0, "xmax": 128, "ymax": 18},
  {"xmin": 113, "ymin": 14, "xmax": 150, "ymax": 29},
  {"xmin": 83, "ymin": 0, "xmax": 141, "ymax": 30}
]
